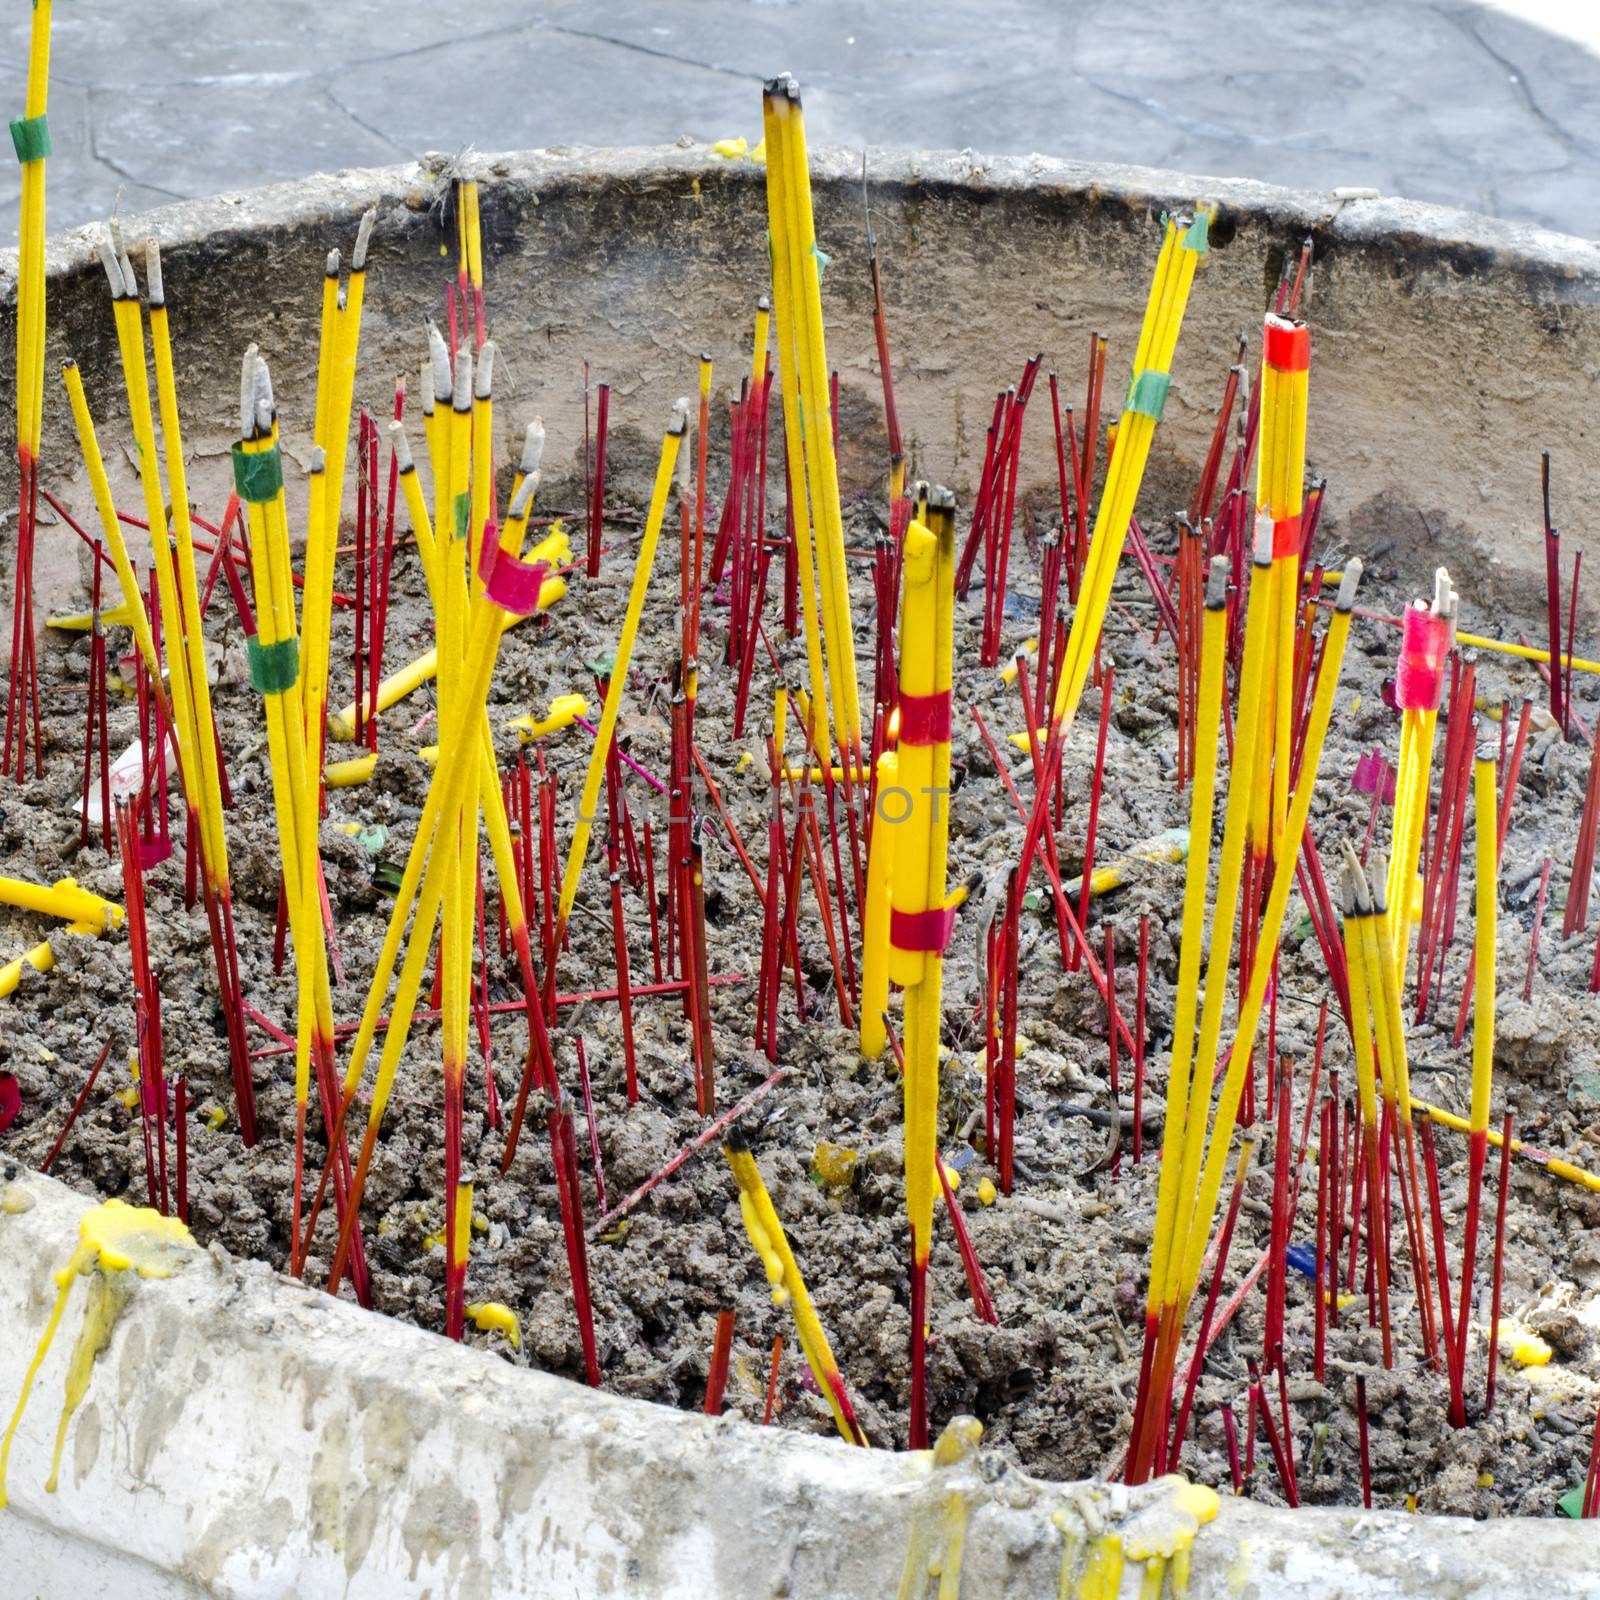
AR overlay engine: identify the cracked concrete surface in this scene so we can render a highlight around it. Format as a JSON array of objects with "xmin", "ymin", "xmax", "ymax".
[{"xmin": 4, "ymin": 0, "xmax": 1600, "ymax": 246}]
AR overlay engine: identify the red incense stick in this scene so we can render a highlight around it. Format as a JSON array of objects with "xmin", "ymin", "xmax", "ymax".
[
  {"xmin": 1485, "ymin": 1110, "xmax": 1515, "ymax": 1414},
  {"xmin": 38, "ymin": 1039, "xmax": 113, "ymax": 1175},
  {"xmin": 174, "ymin": 1075, "xmax": 189, "ymax": 1225},
  {"xmin": 1355, "ymin": 1375, "xmax": 1373, "ymax": 1508},
  {"xmin": 763, "ymin": 1335, "xmax": 784, "ymax": 1425},
  {"xmin": 1133, "ymin": 914, "xmax": 1148, "ymax": 1165},
  {"xmin": 574, "ymin": 1037, "xmax": 607, "ymax": 1217},
  {"xmin": 1524, "ymin": 857, "xmax": 1553, "ymax": 1001},
  {"xmin": 704, "ymin": 1310, "xmax": 736, "ymax": 1415}
]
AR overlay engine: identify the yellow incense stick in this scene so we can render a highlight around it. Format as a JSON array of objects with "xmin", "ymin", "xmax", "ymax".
[
  {"xmin": 14, "ymin": 0, "xmax": 52, "ymax": 466},
  {"xmin": 1469, "ymin": 745, "xmax": 1497, "ymax": 1138},
  {"xmin": 859, "ymin": 747, "xmax": 899, "ymax": 1059},
  {"xmin": 1156, "ymin": 518, "xmax": 1276, "ymax": 1315},
  {"xmin": 145, "ymin": 242, "xmax": 230, "ymax": 895},
  {"xmin": 1144, "ymin": 557, "xmax": 1229, "ymax": 1323},
  {"xmin": 61, "ymin": 363, "xmax": 164, "ymax": 693},
  {"xmin": 333, "ymin": 471, "xmax": 555, "ymax": 1108},
  {"xmin": 1257, "ymin": 314, "xmax": 1310, "ymax": 851},
  {"xmin": 233, "ymin": 364, "xmax": 326, "ymax": 1135},
  {"xmin": 725, "ymin": 1127, "xmax": 867, "ymax": 1446},
  {"xmin": 1178, "ymin": 562, "xmax": 1362, "ymax": 1303},
  {"xmin": 891, "ymin": 490, "xmax": 956, "ymax": 1270},
  {"xmin": 1387, "ymin": 570, "xmax": 1455, "ymax": 978},
  {"xmin": 327, "ymin": 498, "xmax": 555, "ymax": 1285},
  {"xmin": 557, "ymin": 402, "xmax": 688, "ymax": 931},
  {"xmin": 98, "ymin": 235, "xmax": 205, "ymax": 822},
  {"xmin": 1051, "ymin": 210, "xmax": 1209, "ymax": 734},
  {"xmin": 1416, "ymin": 1102, "xmax": 1600, "ymax": 1193},
  {"xmin": 761, "ymin": 81, "xmax": 833, "ymax": 762},
  {"xmin": 769, "ymin": 79, "xmax": 860, "ymax": 757}
]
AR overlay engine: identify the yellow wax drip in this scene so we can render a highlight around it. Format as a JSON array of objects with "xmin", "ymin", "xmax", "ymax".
[
  {"xmin": 1, "ymin": 1199, "xmax": 197, "ymax": 1505},
  {"xmin": 465, "ymin": 1301, "xmax": 522, "ymax": 1351}
]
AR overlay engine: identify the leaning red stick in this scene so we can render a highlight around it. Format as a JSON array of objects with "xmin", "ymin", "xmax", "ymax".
[
  {"xmin": 937, "ymin": 1158, "xmax": 998, "ymax": 1325},
  {"xmin": 38, "ymin": 1039, "xmax": 113, "ymax": 1175},
  {"xmin": 1073, "ymin": 664, "xmax": 1116, "ymax": 967},
  {"xmin": 589, "ymin": 1067, "xmax": 789, "ymax": 1233},
  {"xmin": 1524, "ymin": 857, "xmax": 1553, "ymax": 1001}
]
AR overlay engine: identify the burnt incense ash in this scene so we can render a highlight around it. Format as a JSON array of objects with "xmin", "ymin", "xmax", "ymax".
[{"xmin": 4, "ymin": 43, "xmax": 1600, "ymax": 1535}]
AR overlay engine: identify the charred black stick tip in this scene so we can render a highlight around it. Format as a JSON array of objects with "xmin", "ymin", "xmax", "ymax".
[{"xmin": 723, "ymin": 1123, "xmax": 752, "ymax": 1156}]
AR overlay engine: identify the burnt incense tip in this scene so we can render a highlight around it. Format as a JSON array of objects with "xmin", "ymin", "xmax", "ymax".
[
  {"xmin": 1430, "ymin": 565, "xmax": 1452, "ymax": 618},
  {"xmin": 1370, "ymin": 855, "xmax": 1390, "ymax": 914},
  {"xmin": 475, "ymin": 339, "xmax": 496, "ymax": 400},
  {"xmin": 388, "ymin": 421, "xmax": 414, "ymax": 474},
  {"xmin": 1252, "ymin": 509, "xmax": 1274, "ymax": 567},
  {"xmin": 95, "ymin": 228, "xmax": 127, "ymax": 299},
  {"xmin": 1335, "ymin": 557, "xmax": 1363, "ymax": 611},
  {"xmin": 924, "ymin": 482, "xmax": 956, "ymax": 513},
  {"xmin": 254, "ymin": 354, "xmax": 276, "ymax": 420},
  {"xmin": 510, "ymin": 471, "xmax": 539, "ymax": 521},
  {"xmin": 308, "ymin": 446, "xmax": 325, "ymax": 476},
  {"xmin": 723, "ymin": 1123, "xmax": 751, "ymax": 1155},
  {"xmin": 324, "ymin": 248, "xmax": 340, "ymax": 280},
  {"xmin": 427, "ymin": 321, "xmax": 452, "ymax": 402},
  {"xmin": 519, "ymin": 418, "xmax": 545, "ymax": 477},
  {"xmin": 451, "ymin": 346, "xmax": 473, "ymax": 413},
  {"xmin": 1205, "ymin": 554, "xmax": 1230, "ymax": 609},
  {"xmin": 668, "ymin": 398, "xmax": 690, "ymax": 435},
  {"xmin": 144, "ymin": 239, "xmax": 164, "ymax": 308},
  {"xmin": 239, "ymin": 346, "xmax": 260, "ymax": 438},
  {"xmin": 351, "ymin": 207, "xmax": 377, "ymax": 271},
  {"xmin": 1340, "ymin": 842, "xmax": 1373, "ymax": 914},
  {"xmin": 758, "ymin": 293, "xmax": 771, "ymax": 313}
]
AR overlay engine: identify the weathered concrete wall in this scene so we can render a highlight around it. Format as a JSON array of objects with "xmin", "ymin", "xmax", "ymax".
[
  {"xmin": 2, "ymin": 142, "xmax": 1598, "ymax": 624},
  {"xmin": 3, "ymin": 1170, "xmax": 1597, "ymax": 1599}
]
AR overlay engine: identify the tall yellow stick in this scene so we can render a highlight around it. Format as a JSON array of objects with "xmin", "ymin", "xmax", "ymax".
[
  {"xmin": 888, "ymin": 485, "xmax": 955, "ymax": 1450},
  {"xmin": 557, "ymin": 402, "xmax": 688, "ymax": 932}
]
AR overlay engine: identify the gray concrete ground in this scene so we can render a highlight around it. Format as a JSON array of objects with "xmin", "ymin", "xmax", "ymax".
[{"xmin": 3, "ymin": 0, "xmax": 1600, "ymax": 246}]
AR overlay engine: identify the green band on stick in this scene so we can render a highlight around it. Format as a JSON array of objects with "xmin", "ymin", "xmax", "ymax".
[
  {"xmin": 1125, "ymin": 369, "xmax": 1172, "ymax": 422},
  {"xmin": 9, "ymin": 113, "xmax": 50, "ymax": 164},
  {"xmin": 248, "ymin": 636, "xmax": 299, "ymax": 695},
  {"xmin": 231, "ymin": 443, "xmax": 284, "ymax": 503}
]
